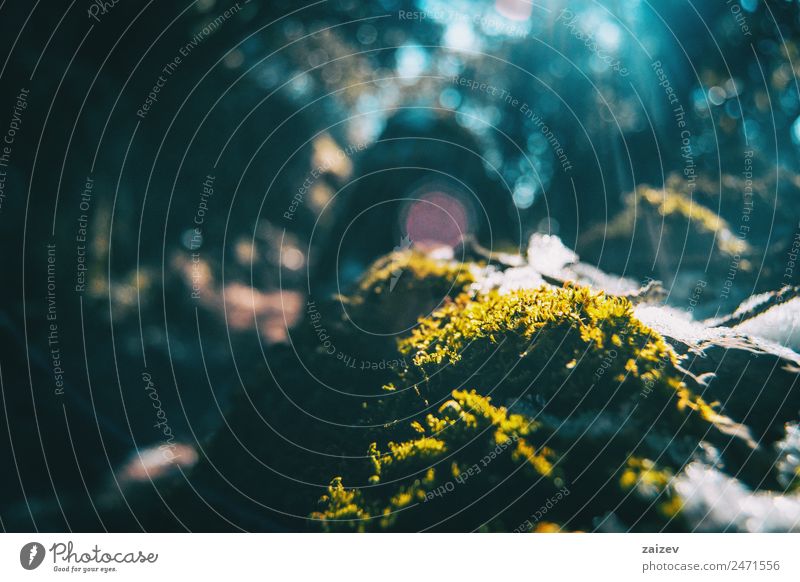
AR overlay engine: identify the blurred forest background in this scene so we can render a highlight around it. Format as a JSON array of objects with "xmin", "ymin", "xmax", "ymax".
[{"xmin": 1, "ymin": 0, "xmax": 800, "ymax": 530}]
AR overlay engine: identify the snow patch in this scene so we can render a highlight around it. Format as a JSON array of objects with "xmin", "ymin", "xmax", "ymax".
[{"xmin": 734, "ymin": 297, "xmax": 800, "ymax": 352}]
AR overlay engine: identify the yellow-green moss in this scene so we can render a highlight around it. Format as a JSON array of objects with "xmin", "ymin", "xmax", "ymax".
[
  {"xmin": 336, "ymin": 250, "xmax": 477, "ymax": 335},
  {"xmin": 396, "ymin": 284, "xmax": 682, "ymax": 416},
  {"xmin": 402, "ymin": 284, "xmax": 671, "ymax": 365},
  {"xmin": 312, "ymin": 389, "xmax": 558, "ymax": 531},
  {"xmin": 602, "ymin": 185, "xmax": 750, "ymax": 258},
  {"xmin": 620, "ymin": 457, "xmax": 682, "ymax": 518},
  {"xmin": 370, "ymin": 389, "xmax": 556, "ymax": 481},
  {"xmin": 353, "ymin": 250, "xmax": 475, "ymax": 299},
  {"xmin": 642, "ymin": 187, "xmax": 726, "ymax": 233},
  {"xmin": 310, "ymin": 477, "xmax": 371, "ymax": 532},
  {"xmin": 309, "ymin": 279, "xmax": 752, "ymax": 531}
]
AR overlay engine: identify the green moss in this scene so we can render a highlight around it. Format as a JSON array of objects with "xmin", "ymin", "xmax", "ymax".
[
  {"xmin": 310, "ymin": 477, "xmax": 372, "ymax": 532},
  {"xmin": 396, "ymin": 284, "xmax": 683, "ymax": 418},
  {"xmin": 289, "ymin": 250, "xmax": 478, "ymax": 392},
  {"xmin": 353, "ymin": 250, "xmax": 476, "ymax": 300},
  {"xmin": 183, "ymin": 251, "xmax": 480, "ymax": 530},
  {"xmin": 338, "ymin": 250, "xmax": 476, "ymax": 335},
  {"xmin": 637, "ymin": 186, "xmax": 748, "ymax": 256},
  {"xmin": 310, "ymin": 282, "xmax": 754, "ymax": 532},
  {"xmin": 620, "ymin": 457, "xmax": 682, "ymax": 519},
  {"xmin": 581, "ymin": 185, "xmax": 752, "ymax": 278},
  {"xmin": 312, "ymin": 389, "xmax": 559, "ymax": 531},
  {"xmin": 155, "ymin": 243, "xmax": 773, "ymax": 532},
  {"xmin": 370, "ymin": 389, "xmax": 557, "ymax": 482},
  {"xmin": 603, "ymin": 186, "xmax": 747, "ymax": 254}
]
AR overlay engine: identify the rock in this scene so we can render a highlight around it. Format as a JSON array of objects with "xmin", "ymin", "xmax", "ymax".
[{"xmin": 142, "ymin": 234, "xmax": 800, "ymax": 532}]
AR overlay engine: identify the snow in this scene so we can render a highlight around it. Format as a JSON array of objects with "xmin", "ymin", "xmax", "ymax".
[
  {"xmin": 734, "ymin": 297, "xmax": 800, "ymax": 352},
  {"xmin": 675, "ymin": 461, "xmax": 800, "ymax": 532}
]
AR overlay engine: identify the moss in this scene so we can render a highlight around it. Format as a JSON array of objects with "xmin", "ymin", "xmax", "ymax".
[
  {"xmin": 283, "ymin": 250, "xmax": 478, "ymax": 396},
  {"xmin": 142, "ymin": 237, "xmax": 787, "ymax": 532},
  {"xmin": 310, "ymin": 281, "xmax": 756, "ymax": 532},
  {"xmin": 620, "ymin": 457, "xmax": 682, "ymax": 519},
  {"xmin": 603, "ymin": 186, "xmax": 747, "ymax": 254},
  {"xmin": 353, "ymin": 250, "xmax": 475, "ymax": 300},
  {"xmin": 370, "ymin": 389, "xmax": 557, "ymax": 482},
  {"xmin": 312, "ymin": 389, "xmax": 560, "ymax": 531},
  {"xmin": 311, "ymin": 477, "xmax": 371, "ymax": 532},
  {"xmin": 171, "ymin": 250, "xmax": 481, "ymax": 531},
  {"xmin": 338, "ymin": 250, "xmax": 476, "ymax": 336},
  {"xmin": 396, "ymin": 284, "xmax": 683, "ymax": 420},
  {"xmin": 580, "ymin": 185, "xmax": 752, "ymax": 282},
  {"xmin": 638, "ymin": 186, "xmax": 748, "ymax": 256}
]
